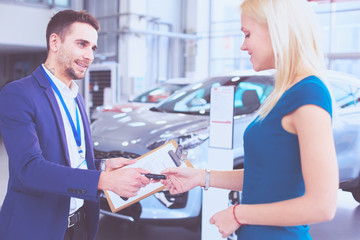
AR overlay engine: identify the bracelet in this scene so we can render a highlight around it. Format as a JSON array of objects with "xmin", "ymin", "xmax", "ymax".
[
  {"xmin": 233, "ymin": 204, "xmax": 244, "ymax": 226},
  {"xmin": 204, "ymin": 169, "xmax": 210, "ymax": 191}
]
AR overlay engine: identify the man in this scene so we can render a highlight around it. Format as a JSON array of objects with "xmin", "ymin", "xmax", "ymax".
[{"xmin": 0, "ymin": 10, "xmax": 150, "ymax": 240}]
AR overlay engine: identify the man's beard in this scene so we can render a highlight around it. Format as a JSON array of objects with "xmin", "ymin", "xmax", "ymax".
[
  {"xmin": 65, "ymin": 66, "xmax": 86, "ymax": 80},
  {"xmin": 58, "ymin": 46, "xmax": 88, "ymax": 80}
]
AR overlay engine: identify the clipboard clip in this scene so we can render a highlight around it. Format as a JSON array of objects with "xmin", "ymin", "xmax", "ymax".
[{"xmin": 168, "ymin": 144, "xmax": 188, "ymax": 167}]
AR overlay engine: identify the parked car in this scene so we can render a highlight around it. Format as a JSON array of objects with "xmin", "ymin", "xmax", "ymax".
[
  {"xmin": 90, "ymin": 78, "xmax": 194, "ymax": 122},
  {"xmin": 91, "ymin": 70, "xmax": 360, "ymax": 227}
]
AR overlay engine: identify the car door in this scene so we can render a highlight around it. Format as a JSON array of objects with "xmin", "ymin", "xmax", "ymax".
[{"xmin": 330, "ymin": 79, "xmax": 360, "ymax": 182}]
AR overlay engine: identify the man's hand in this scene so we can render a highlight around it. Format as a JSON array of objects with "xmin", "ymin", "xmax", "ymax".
[
  {"xmin": 98, "ymin": 164, "xmax": 150, "ymax": 197},
  {"xmin": 105, "ymin": 157, "xmax": 135, "ymax": 171}
]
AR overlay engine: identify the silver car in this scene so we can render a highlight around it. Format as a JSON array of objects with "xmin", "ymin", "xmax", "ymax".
[
  {"xmin": 91, "ymin": 70, "xmax": 360, "ymax": 227},
  {"xmin": 90, "ymin": 78, "xmax": 194, "ymax": 122}
]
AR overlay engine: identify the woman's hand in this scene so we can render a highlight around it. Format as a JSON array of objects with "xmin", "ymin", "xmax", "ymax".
[
  {"xmin": 210, "ymin": 206, "xmax": 242, "ymax": 238},
  {"xmin": 160, "ymin": 167, "xmax": 205, "ymax": 194}
]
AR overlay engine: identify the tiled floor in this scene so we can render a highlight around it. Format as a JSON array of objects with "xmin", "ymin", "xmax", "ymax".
[{"xmin": 1, "ymin": 137, "xmax": 360, "ymax": 239}]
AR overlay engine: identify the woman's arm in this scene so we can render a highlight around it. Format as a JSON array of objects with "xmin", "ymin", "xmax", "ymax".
[
  {"xmin": 206, "ymin": 169, "xmax": 244, "ymax": 191},
  {"xmin": 161, "ymin": 168, "xmax": 244, "ymax": 194},
  {"xmin": 233, "ymin": 104, "xmax": 338, "ymax": 226},
  {"xmin": 210, "ymin": 104, "xmax": 338, "ymax": 238}
]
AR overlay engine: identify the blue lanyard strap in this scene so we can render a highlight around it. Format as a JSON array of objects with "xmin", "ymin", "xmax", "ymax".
[{"xmin": 41, "ymin": 67, "xmax": 82, "ymax": 150}]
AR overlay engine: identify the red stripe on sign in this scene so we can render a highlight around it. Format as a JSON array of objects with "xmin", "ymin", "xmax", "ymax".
[{"xmin": 211, "ymin": 121, "xmax": 232, "ymax": 124}]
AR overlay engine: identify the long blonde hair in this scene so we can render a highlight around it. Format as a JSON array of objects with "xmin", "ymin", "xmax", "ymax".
[{"xmin": 240, "ymin": 0, "xmax": 327, "ymax": 119}]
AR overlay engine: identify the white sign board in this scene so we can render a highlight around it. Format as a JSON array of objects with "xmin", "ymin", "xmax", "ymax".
[
  {"xmin": 209, "ymin": 86, "xmax": 235, "ymax": 149},
  {"xmin": 203, "ymin": 86, "xmax": 235, "ymax": 240}
]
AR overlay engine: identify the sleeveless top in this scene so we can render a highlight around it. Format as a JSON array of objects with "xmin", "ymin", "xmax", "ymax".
[{"xmin": 238, "ymin": 76, "xmax": 332, "ymax": 239}]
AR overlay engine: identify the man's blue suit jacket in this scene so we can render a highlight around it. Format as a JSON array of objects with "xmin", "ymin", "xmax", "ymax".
[{"xmin": 0, "ymin": 66, "xmax": 102, "ymax": 240}]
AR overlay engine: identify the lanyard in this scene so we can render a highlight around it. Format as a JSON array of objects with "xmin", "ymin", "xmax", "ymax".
[{"xmin": 41, "ymin": 67, "xmax": 83, "ymax": 157}]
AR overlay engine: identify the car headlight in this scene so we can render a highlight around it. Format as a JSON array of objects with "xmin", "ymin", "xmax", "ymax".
[{"xmin": 146, "ymin": 130, "xmax": 209, "ymax": 150}]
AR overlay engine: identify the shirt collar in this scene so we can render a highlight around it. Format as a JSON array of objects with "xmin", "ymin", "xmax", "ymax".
[{"xmin": 41, "ymin": 64, "xmax": 79, "ymax": 99}]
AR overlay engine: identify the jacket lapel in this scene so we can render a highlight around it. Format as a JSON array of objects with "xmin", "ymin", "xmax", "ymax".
[{"xmin": 33, "ymin": 66, "xmax": 71, "ymax": 166}]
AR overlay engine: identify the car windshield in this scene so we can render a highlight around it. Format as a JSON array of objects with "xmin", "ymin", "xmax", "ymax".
[
  {"xmin": 154, "ymin": 75, "xmax": 274, "ymax": 116},
  {"xmin": 131, "ymin": 83, "xmax": 187, "ymax": 103}
]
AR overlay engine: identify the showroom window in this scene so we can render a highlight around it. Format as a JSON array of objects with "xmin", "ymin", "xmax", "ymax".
[
  {"xmin": 47, "ymin": 0, "xmax": 70, "ymax": 8},
  {"xmin": 0, "ymin": 0, "xmax": 70, "ymax": 7},
  {"xmin": 209, "ymin": 0, "xmax": 360, "ymax": 79},
  {"xmin": 87, "ymin": 0, "xmax": 119, "ymax": 62},
  {"xmin": 313, "ymin": 0, "xmax": 360, "ymax": 78},
  {"xmin": 87, "ymin": 0, "xmax": 189, "ymax": 97},
  {"xmin": 209, "ymin": 0, "xmax": 244, "ymax": 75}
]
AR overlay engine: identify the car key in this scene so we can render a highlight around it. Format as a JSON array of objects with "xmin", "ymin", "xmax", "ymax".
[
  {"xmin": 143, "ymin": 173, "xmax": 167, "ymax": 180},
  {"xmin": 121, "ymin": 174, "xmax": 166, "ymax": 201}
]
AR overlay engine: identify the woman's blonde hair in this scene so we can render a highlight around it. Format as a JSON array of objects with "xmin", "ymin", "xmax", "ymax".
[{"xmin": 240, "ymin": 0, "xmax": 327, "ymax": 119}]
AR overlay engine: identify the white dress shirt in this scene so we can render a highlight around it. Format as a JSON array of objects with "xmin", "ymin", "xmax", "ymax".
[{"xmin": 42, "ymin": 64, "xmax": 87, "ymax": 214}]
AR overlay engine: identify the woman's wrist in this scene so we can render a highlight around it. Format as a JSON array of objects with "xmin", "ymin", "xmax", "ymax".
[
  {"xmin": 197, "ymin": 169, "xmax": 207, "ymax": 188},
  {"xmin": 233, "ymin": 204, "xmax": 245, "ymax": 226},
  {"xmin": 204, "ymin": 169, "xmax": 210, "ymax": 190}
]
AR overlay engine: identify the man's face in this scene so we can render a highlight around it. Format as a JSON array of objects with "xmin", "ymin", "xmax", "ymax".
[{"xmin": 57, "ymin": 22, "xmax": 98, "ymax": 81}]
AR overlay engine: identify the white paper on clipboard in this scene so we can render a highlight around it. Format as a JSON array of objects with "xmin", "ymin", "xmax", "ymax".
[{"xmin": 104, "ymin": 140, "xmax": 193, "ymax": 212}]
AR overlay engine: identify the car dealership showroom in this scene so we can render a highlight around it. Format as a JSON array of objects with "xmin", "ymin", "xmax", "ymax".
[{"xmin": 1, "ymin": 0, "xmax": 360, "ymax": 239}]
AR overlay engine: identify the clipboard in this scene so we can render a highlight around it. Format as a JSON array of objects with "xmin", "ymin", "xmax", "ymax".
[{"xmin": 104, "ymin": 140, "xmax": 193, "ymax": 213}]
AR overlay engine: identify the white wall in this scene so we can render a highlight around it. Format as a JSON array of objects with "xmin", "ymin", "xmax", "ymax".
[
  {"xmin": 0, "ymin": 2, "xmax": 84, "ymax": 49},
  {"xmin": 0, "ymin": 4, "xmax": 54, "ymax": 49}
]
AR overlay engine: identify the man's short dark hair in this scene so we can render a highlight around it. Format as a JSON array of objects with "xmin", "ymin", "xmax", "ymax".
[{"xmin": 46, "ymin": 10, "xmax": 100, "ymax": 51}]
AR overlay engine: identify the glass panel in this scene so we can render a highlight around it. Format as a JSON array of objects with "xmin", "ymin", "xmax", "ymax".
[
  {"xmin": 312, "ymin": 2, "xmax": 332, "ymax": 54},
  {"xmin": 330, "ymin": 59, "xmax": 360, "ymax": 79},
  {"xmin": 331, "ymin": 8, "xmax": 360, "ymax": 53},
  {"xmin": 87, "ymin": 0, "xmax": 118, "ymax": 60},
  {"xmin": 211, "ymin": 0, "xmax": 241, "ymax": 22},
  {"xmin": 210, "ymin": 0, "xmax": 242, "ymax": 74},
  {"xmin": 13, "ymin": 0, "xmax": 69, "ymax": 7},
  {"xmin": 17, "ymin": 0, "xmax": 42, "ymax": 3},
  {"xmin": 235, "ymin": 81, "xmax": 273, "ymax": 115},
  {"xmin": 313, "ymin": 1, "xmax": 360, "ymax": 77},
  {"xmin": 54, "ymin": 0, "xmax": 69, "ymax": 7},
  {"xmin": 210, "ymin": 0, "xmax": 360, "ymax": 77},
  {"xmin": 145, "ymin": 0, "xmax": 184, "ymax": 86}
]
